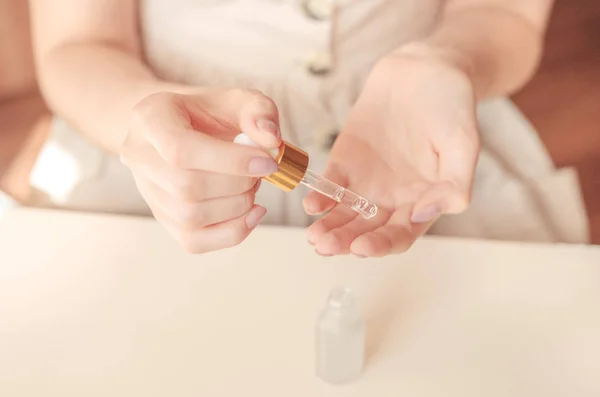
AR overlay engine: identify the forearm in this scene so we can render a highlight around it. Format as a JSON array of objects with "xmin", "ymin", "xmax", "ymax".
[
  {"xmin": 0, "ymin": 0, "xmax": 37, "ymax": 101},
  {"xmin": 37, "ymin": 43, "xmax": 188, "ymax": 154},
  {"xmin": 398, "ymin": 2, "xmax": 553, "ymax": 100}
]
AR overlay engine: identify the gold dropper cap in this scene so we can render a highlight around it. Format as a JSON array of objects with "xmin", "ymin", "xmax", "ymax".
[{"xmin": 264, "ymin": 141, "xmax": 309, "ymax": 192}]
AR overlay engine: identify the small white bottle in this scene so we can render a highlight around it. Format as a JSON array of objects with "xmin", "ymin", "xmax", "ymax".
[{"xmin": 315, "ymin": 287, "xmax": 366, "ymax": 384}]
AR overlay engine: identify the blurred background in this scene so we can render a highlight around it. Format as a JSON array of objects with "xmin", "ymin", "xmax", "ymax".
[{"xmin": 1, "ymin": 0, "xmax": 599, "ymax": 243}]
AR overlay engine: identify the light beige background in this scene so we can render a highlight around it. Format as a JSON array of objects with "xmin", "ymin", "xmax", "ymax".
[{"xmin": 1, "ymin": 209, "xmax": 599, "ymax": 396}]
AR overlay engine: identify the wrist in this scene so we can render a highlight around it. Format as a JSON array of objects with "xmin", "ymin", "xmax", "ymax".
[{"xmin": 390, "ymin": 41, "xmax": 476, "ymax": 85}]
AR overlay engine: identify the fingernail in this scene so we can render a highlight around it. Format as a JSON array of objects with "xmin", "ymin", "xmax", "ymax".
[
  {"xmin": 248, "ymin": 157, "xmax": 278, "ymax": 176},
  {"xmin": 253, "ymin": 179, "xmax": 262, "ymax": 191},
  {"xmin": 315, "ymin": 245, "xmax": 334, "ymax": 256},
  {"xmin": 246, "ymin": 206, "xmax": 267, "ymax": 229},
  {"xmin": 316, "ymin": 249, "xmax": 332, "ymax": 257},
  {"xmin": 411, "ymin": 205, "xmax": 440, "ymax": 223},
  {"xmin": 257, "ymin": 119, "xmax": 280, "ymax": 139},
  {"xmin": 304, "ymin": 201, "xmax": 319, "ymax": 215}
]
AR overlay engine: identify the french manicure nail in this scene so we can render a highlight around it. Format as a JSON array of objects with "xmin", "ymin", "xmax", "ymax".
[
  {"xmin": 246, "ymin": 206, "xmax": 267, "ymax": 229},
  {"xmin": 411, "ymin": 205, "xmax": 440, "ymax": 223},
  {"xmin": 257, "ymin": 119, "xmax": 280, "ymax": 139},
  {"xmin": 248, "ymin": 157, "xmax": 278, "ymax": 176}
]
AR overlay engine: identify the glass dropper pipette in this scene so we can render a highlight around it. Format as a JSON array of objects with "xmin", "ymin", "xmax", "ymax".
[
  {"xmin": 300, "ymin": 169, "xmax": 377, "ymax": 219},
  {"xmin": 234, "ymin": 133, "xmax": 377, "ymax": 220}
]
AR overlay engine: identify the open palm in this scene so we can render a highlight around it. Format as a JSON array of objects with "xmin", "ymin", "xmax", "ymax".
[{"xmin": 303, "ymin": 54, "xmax": 480, "ymax": 257}]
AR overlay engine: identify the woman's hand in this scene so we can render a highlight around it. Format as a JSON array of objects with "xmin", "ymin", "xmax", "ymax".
[
  {"xmin": 304, "ymin": 48, "xmax": 480, "ymax": 257},
  {"xmin": 120, "ymin": 88, "xmax": 282, "ymax": 253}
]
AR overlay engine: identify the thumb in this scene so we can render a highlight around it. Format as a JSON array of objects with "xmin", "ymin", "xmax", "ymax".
[
  {"xmin": 411, "ymin": 130, "xmax": 479, "ymax": 223},
  {"xmin": 218, "ymin": 89, "xmax": 282, "ymax": 149},
  {"xmin": 182, "ymin": 88, "xmax": 282, "ymax": 148},
  {"xmin": 241, "ymin": 103, "xmax": 282, "ymax": 150},
  {"xmin": 410, "ymin": 180, "xmax": 470, "ymax": 224}
]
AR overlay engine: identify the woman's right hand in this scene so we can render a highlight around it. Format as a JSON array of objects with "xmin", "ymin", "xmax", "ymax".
[{"xmin": 120, "ymin": 88, "xmax": 282, "ymax": 253}]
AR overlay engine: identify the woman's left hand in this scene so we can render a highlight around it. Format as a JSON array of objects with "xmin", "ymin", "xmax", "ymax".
[{"xmin": 303, "ymin": 47, "xmax": 481, "ymax": 257}]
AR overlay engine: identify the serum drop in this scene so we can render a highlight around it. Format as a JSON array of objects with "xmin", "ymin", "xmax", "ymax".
[{"xmin": 315, "ymin": 287, "xmax": 366, "ymax": 384}]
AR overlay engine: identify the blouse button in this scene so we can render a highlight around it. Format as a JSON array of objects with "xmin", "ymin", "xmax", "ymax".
[
  {"xmin": 301, "ymin": 0, "xmax": 335, "ymax": 21},
  {"xmin": 315, "ymin": 127, "xmax": 340, "ymax": 150},
  {"xmin": 305, "ymin": 52, "xmax": 333, "ymax": 76}
]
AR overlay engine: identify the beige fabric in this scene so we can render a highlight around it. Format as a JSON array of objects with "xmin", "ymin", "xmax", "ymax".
[{"xmin": 31, "ymin": 0, "xmax": 589, "ymax": 243}]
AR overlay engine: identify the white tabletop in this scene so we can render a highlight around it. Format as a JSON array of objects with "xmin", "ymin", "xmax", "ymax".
[{"xmin": 1, "ymin": 208, "xmax": 599, "ymax": 397}]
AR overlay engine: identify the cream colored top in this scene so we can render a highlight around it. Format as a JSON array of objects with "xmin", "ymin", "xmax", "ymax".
[
  {"xmin": 1, "ymin": 208, "xmax": 599, "ymax": 396},
  {"xmin": 140, "ymin": 0, "xmax": 442, "ymax": 226},
  {"xmin": 31, "ymin": 0, "xmax": 589, "ymax": 243}
]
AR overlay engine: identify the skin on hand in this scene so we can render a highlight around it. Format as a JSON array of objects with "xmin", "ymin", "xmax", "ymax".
[
  {"xmin": 29, "ymin": 0, "xmax": 553, "ymax": 256},
  {"xmin": 303, "ymin": 53, "xmax": 480, "ymax": 258},
  {"xmin": 120, "ymin": 88, "xmax": 283, "ymax": 254},
  {"xmin": 29, "ymin": 0, "xmax": 287, "ymax": 254},
  {"xmin": 304, "ymin": 0, "xmax": 553, "ymax": 258}
]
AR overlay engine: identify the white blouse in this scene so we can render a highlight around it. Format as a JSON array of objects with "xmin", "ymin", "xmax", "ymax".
[{"xmin": 31, "ymin": 0, "xmax": 589, "ymax": 243}]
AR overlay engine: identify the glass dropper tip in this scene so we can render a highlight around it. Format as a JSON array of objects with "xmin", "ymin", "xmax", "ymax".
[{"xmin": 301, "ymin": 169, "xmax": 378, "ymax": 219}]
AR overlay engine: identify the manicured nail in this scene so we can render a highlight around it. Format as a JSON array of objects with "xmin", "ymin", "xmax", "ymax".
[
  {"xmin": 248, "ymin": 157, "xmax": 278, "ymax": 176},
  {"xmin": 257, "ymin": 119, "xmax": 280, "ymax": 139},
  {"xmin": 410, "ymin": 205, "xmax": 440, "ymax": 223},
  {"xmin": 304, "ymin": 201, "xmax": 320, "ymax": 215},
  {"xmin": 315, "ymin": 247, "xmax": 333, "ymax": 257},
  {"xmin": 246, "ymin": 206, "xmax": 267, "ymax": 229}
]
